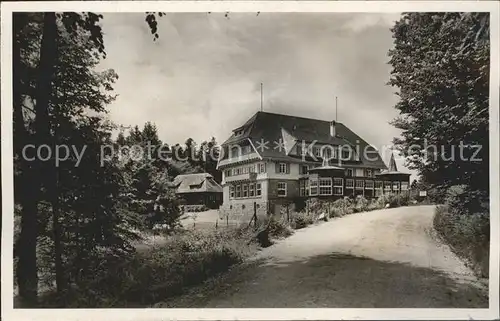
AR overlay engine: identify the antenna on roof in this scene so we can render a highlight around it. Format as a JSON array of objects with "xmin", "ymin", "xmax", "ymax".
[
  {"xmin": 260, "ymin": 82, "xmax": 263, "ymax": 112},
  {"xmin": 334, "ymin": 96, "xmax": 338, "ymax": 122}
]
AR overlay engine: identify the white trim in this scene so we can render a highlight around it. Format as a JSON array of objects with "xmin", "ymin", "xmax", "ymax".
[
  {"xmin": 247, "ymin": 138, "xmax": 263, "ymax": 160},
  {"xmin": 319, "ymin": 177, "xmax": 333, "ymax": 196},
  {"xmin": 277, "ymin": 181, "xmax": 287, "ymax": 197}
]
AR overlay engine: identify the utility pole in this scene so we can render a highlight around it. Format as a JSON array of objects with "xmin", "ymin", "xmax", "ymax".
[
  {"xmin": 335, "ymin": 96, "xmax": 338, "ymax": 122},
  {"xmin": 260, "ymin": 82, "xmax": 263, "ymax": 112}
]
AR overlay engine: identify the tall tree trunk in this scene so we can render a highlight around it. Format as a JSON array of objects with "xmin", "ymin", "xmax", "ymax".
[
  {"xmin": 13, "ymin": 13, "xmax": 38, "ymax": 306},
  {"xmin": 52, "ymin": 168, "xmax": 65, "ymax": 293},
  {"xmin": 16, "ymin": 12, "xmax": 58, "ymax": 306}
]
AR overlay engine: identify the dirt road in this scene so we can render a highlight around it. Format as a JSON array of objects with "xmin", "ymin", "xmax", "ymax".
[{"xmin": 157, "ymin": 205, "xmax": 488, "ymax": 308}]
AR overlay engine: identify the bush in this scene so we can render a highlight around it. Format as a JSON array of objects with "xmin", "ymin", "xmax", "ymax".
[
  {"xmin": 331, "ymin": 197, "xmax": 354, "ymax": 217},
  {"xmin": 291, "ymin": 212, "xmax": 315, "ymax": 229},
  {"xmin": 40, "ymin": 228, "xmax": 258, "ymax": 307},
  {"xmin": 376, "ymin": 193, "xmax": 411, "ymax": 208},
  {"xmin": 433, "ymin": 186, "xmax": 490, "ymax": 278},
  {"xmin": 266, "ymin": 216, "xmax": 293, "ymax": 239},
  {"xmin": 353, "ymin": 196, "xmax": 369, "ymax": 212}
]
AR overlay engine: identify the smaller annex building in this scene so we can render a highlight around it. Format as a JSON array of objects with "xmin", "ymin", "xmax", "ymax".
[{"xmin": 171, "ymin": 173, "xmax": 223, "ymax": 209}]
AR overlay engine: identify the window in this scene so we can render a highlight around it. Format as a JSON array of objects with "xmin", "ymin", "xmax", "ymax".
[
  {"xmin": 346, "ymin": 179, "xmax": 354, "ymax": 188},
  {"xmin": 355, "ymin": 168, "xmax": 364, "ymax": 177},
  {"xmin": 321, "ymin": 147, "xmax": 333, "ymax": 159},
  {"xmin": 299, "ymin": 180, "xmax": 309, "ymax": 196},
  {"xmin": 341, "ymin": 148, "xmax": 351, "ymax": 161},
  {"xmin": 375, "ymin": 181, "xmax": 383, "ymax": 189},
  {"xmin": 365, "ymin": 169, "xmax": 373, "ymax": 177},
  {"xmin": 230, "ymin": 146, "xmax": 240, "ymax": 158},
  {"xmin": 401, "ymin": 182, "xmax": 409, "ymax": 190},
  {"xmin": 249, "ymin": 183, "xmax": 255, "ymax": 197},
  {"xmin": 230, "ymin": 185, "xmax": 235, "ymax": 199},
  {"xmin": 333, "ymin": 178, "xmax": 343, "ymax": 195},
  {"xmin": 277, "ymin": 182, "xmax": 287, "ymax": 197},
  {"xmin": 243, "ymin": 145, "xmax": 252, "ymax": 154},
  {"xmin": 392, "ymin": 181, "xmax": 400, "ymax": 191},
  {"xmin": 225, "ymin": 169, "xmax": 232, "ymax": 177},
  {"xmin": 300, "ymin": 164, "xmax": 309, "ymax": 175},
  {"xmin": 277, "ymin": 162, "xmax": 290, "ymax": 174},
  {"xmin": 314, "ymin": 147, "xmax": 321, "ymax": 157},
  {"xmin": 243, "ymin": 184, "xmax": 249, "ymax": 198},
  {"xmin": 375, "ymin": 188, "xmax": 383, "ymax": 197},
  {"xmin": 346, "ymin": 168, "xmax": 353, "ymax": 177},
  {"xmin": 234, "ymin": 129, "xmax": 243, "ymax": 136},
  {"xmin": 365, "ymin": 180, "xmax": 374, "ymax": 189},
  {"xmin": 310, "ymin": 179, "xmax": 319, "ymax": 196},
  {"xmin": 258, "ymin": 163, "xmax": 266, "ymax": 173},
  {"xmin": 355, "ymin": 180, "xmax": 364, "ymax": 189},
  {"xmin": 384, "ymin": 181, "xmax": 391, "ymax": 191},
  {"xmin": 256, "ymin": 183, "xmax": 262, "ymax": 196},
  {"xmin": 319, "ymin": 178, "xmax": 332, "ymax": 195},
  {"xmin": 236, "ymin": 184, "xmax": 241, "ymax": 198}
]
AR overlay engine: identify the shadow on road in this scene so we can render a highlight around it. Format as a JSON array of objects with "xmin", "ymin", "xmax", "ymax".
[{"xmin": 157, "ymin": 253, "xmax": 488, "ymax": 308}]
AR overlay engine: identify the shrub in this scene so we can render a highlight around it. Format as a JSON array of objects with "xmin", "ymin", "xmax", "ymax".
[
  {"xmin": 375, "ymin": 193, "xmax": 410, "ymax": 208},
  {"xmin": 433, "ymin": 186, "xmax": 490, "ymax": 278},
  {"xmin": 40, "ymin": 228, "xmax": 258, "ymax": 307},
  {"xmin": 291, "ymin": 212, "xmax": 315, "ymax": 229},
  {"xmin": 353, "ymin": 196, "xmax": 369, "ymax": 212},
  {"xmin": 434, "ymin": 205, "xmax": 489, "ymax": 278},
  {"xmin": 331, "ymin": 197, "xmax": 353, "ymax": 217},
  {"xmin": 366, "ymin": 199, "xmax": 381, "ymax": 211},
  {"xmin": 266, "ymin": 216, "xmax": 293, "ymax": 239}
]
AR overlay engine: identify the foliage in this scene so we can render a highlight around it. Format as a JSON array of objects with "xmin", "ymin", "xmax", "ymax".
[
  {"xmin": 13, "ymin": 12, "xmax": 146, "ymax": 302},
  {"xmin": 265, "ymin": 216, "xmax": 294, "ymax": 239},
  {"xmin": 434, "ymin": 203, "xmax": 489, "ymax": 278},
  {"xmin": 353, "ymin": 196, "xmax": 370, "ymax": 213},
  {"xmin": 388, "ymin": 13, "xmax": 490, "ymax": 278},
  {"xmin": 388, "ymin": 13, "xmax": 489, "ymax": 207},
  {"xmin": 291, "ymin": 211, "xmax": 315, "ymax": 230},
  {"xmin": 331, "ymin": 197, "xmax": 354, "ymax": 217},
  {"xmin": 376, "ymin": 193, "xmax": 411, "ymax": 208},
  {"xmin": 116, "ymin": 123, "xmax": 182, "ymax": 231},
  {"xmin": 39, "ymin": 229, "xmax": 258, "ymax": 307}
]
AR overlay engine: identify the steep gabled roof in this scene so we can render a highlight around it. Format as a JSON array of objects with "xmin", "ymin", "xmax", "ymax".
[
  {"xmin": 172, "ymin": 173, "xmax": 223, "ymax": 194},
  {"xmin": 377, "ymin": 152, "xmax": 411, "ymax": 177},
  {"xmin": 388, "ymin": 153, "xmax": 398, "ymax": 172},
  {"xmin": 222, "ymin": 111, "xmax": 387, "ymax": 169}
]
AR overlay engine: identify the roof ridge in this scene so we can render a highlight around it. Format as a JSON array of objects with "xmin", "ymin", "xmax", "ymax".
[{"xmin": 257, "ymin": 110, "xmax": 343, "ymax": 124}]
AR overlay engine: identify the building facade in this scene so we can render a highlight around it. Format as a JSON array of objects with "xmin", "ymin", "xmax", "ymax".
[
  {"xmin": 171, "ymin": 173, "xmax": 223, "ymax": 209},
  {"xmin": 217, "ymin": 111, "xmax": 410, "ymax": 217}
]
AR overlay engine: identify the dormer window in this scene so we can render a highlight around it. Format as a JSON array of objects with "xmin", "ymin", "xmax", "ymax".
[{"xmin": 234, "ymin": 128, "xmax": 244, "ymax": 137}]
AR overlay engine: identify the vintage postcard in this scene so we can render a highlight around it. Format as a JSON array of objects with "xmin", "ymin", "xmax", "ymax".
[{"xmin": 1, "ymin": 1, "xmax": 499, "ymax": 320}]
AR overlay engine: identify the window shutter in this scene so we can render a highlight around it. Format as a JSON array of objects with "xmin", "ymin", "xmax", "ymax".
[
  {"xmin": 275, "ymin": 162, "xmax": 280, "ymax": 173},
  {"xmin": 286, "ymin": 163, "xmax": 290, "ymax": 174}
]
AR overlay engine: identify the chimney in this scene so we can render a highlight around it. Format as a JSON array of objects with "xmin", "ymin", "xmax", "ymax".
[{"xmin": 330, "ymin": 120, "xmax": 336, "ymax": 137}]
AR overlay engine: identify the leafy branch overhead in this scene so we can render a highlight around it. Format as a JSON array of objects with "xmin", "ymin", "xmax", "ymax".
[
  {"xmin": 388, "ymin": 12, "xmax": 489, "ymax": 211},
  {"xmin": 145, "ymin": 12, "xmax": 165, "ymax": 40}
]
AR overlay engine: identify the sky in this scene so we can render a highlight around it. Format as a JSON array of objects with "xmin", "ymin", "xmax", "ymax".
[{"xmin": 97, "ymin": 12, "xmax": 416, "ymax": 178}]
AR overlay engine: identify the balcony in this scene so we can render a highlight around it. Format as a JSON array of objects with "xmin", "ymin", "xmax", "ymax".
[
  {"xmin": 224, "ymin": 172, "xmax": 258, "ymax": 183},
  {"xmin": 218, "ymin": 152, "xmax": 261, "ymax": 168}
]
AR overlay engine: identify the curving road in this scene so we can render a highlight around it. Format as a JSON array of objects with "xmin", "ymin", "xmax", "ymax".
[{"xmin": 157, "ymin": 205, "xmax": 488, "ymax": 308}]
